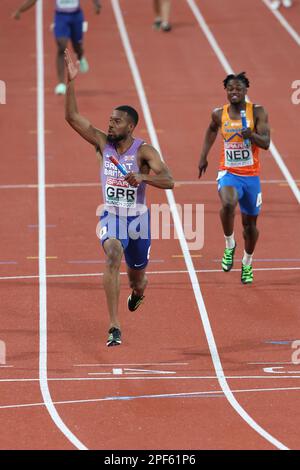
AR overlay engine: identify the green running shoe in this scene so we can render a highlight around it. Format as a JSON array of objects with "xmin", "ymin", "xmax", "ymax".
[
  {"xmin": 54, "ymin": 83, "xmax": 66, "ymax": 95},
  {"xmin": 153, "ymin": 18, "xmax": 162, "ymax": 30},
  {"xmin": 79, "ymin": 57, "xmax": 89, "ymax": 73},
  {"xmin": 106, "ymin": 327, "xmax": 122, "ymax": 347},
  {"xmin": 241, "ymin": 264, "xmax": 253, "ymax": 284},
  {"xmin": 221, "ymin": 244, "xmax": 236, "ymax": 272},
  {"xmin": 127, "ymin": 291, "xmax": 144, "ymax": 312}
]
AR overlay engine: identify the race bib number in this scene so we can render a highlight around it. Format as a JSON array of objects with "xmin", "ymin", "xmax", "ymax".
[
  {"xmin": 224, "ymin": 141, "xmax": 253, "ymax": 168},
  {"xmin": 56, "ymin": 0, "xmax": 80, "ymax": 10},
  {"xmin": 105, "ymin": 177, "xmax": 137, "ymax": 208}
]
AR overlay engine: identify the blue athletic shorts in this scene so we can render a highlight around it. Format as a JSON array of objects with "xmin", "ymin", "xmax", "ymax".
[
  {"xmin": 98, "ymin": 210, "xmax": 151, "ymax": 270},
  {"xmin": 217, "ymin": 172, "xmax": 262, "ymax": 216},
  {"xmin": 54, "ymin": 10, "xmax": 84, "ymax": 43}
]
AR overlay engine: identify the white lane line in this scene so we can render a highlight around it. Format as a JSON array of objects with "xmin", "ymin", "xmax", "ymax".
[
  {"xmin": 2, "ymin": 374, "xmax": 300, "ymax": 384},
  {"xmin": 261, "ymin": 0, "xmax": 300, "ymax": 46},
  {"xmin": 74, "ymin": 363, "xmax": 189, "ymax": 367},
  {"xmin": 1, "ymin": 265, "xmax": 300, "ymax": 281},
  {"xmin": 35, "ymin": 0, "xmax": 87, "ymax": 451},
  {"xmin": 112, "ymin": 0, "xmax": 288, "ymax": 450},
  {"xmin": 248, "ymin": 362, "xmax": 297, "ymax": 365},
  {"xmin": 2, "ymin": 385, "xmax": 300, "ymax": 411},
  {"xmin": 0, "ymin": 183, "xmax": 100, "ymax": 189},
  {"xmin": 88, "ymin": 369, "xmax": 176, "ymax": 376},
  {"xmin": 1, "ymin": 179, "xmax": 297, "ymax": 190},
  {"xmin": 187, "ymin": 0, "xmax": 300, "ymax": 205}
]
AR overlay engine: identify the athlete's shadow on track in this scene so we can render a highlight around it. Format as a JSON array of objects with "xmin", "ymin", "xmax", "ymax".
[{"xmin": 173, "ymin": 340, "xmax": 295, "ymax": 372}]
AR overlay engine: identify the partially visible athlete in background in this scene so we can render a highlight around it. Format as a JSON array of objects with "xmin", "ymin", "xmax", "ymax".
[
  {"xmin": 198, "ymin": 72, "xmax": 270, "ymax": 284},
  {"xmin": 13, "ymin": 0, "xmax": 101, "ymax": 95},
  {"xmin": 152, "ymin": 0, "xmax": 172, "ymax": 32}
]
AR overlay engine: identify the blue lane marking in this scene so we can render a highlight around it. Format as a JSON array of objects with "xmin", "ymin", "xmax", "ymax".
[
  {"xmin": 106, "ymin": 392, "xmax": 224, "ymax": 402},
  {"xmin": 0, "ymin": 261, "xmax": 18, "ymax": 265},
  {"xmin": 67, "ymin": 259, "xmax": 165, "ymax": 264},
  {"xmin": 213, "ymin": 258, "xmax": 300, "ymax": 263},
  {"xmin": 28, "ymin": 224, "xmax": 56, "ymax": 228},
  {"xmin": 264, "ymin": 340, "xmax": 296, "ymax": 345}
]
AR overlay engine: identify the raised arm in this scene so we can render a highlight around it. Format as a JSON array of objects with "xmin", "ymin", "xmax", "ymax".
[
  {"xmin": 198, "ymin": 108, "xmax": 221, "ymax": 178},
  {"xmin": 12, "ymin": 0, "xmax": 37, "ymax": 19},
  {"xmin": 125, "ymin": 145, "xmax": 174, "ymax": 190},
  {"xmin": 64, "ymin": 49, "xmax": 107, "ymax": 152}
]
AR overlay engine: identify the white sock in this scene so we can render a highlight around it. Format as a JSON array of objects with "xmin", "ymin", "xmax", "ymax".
[
  {"xmin": 243, "ymin": 250, "xmax": 253, "ymax": 266},
  {"xmin": 224, "ymin": 233, "xmax": 235, "ymax": 249}
]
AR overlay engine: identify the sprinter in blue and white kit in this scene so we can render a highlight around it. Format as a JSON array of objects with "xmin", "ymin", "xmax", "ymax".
[{"xmin": 13, "ymin": 0, "xmax": 101, "ymax": 95}]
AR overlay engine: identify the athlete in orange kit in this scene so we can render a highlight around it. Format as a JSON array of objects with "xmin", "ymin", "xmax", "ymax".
[{"xmin": 198, "ymin": 72, "xmax": 270, "ymax": 284}]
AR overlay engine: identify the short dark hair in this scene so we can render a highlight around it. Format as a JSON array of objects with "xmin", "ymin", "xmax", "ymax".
[
  {"xmin": 115, "ymin": 105, "xmax": 139, "ymax": 127},
  {"xmin": 223, "ymin": 72, "xmax": 250, "ymax": 89}
]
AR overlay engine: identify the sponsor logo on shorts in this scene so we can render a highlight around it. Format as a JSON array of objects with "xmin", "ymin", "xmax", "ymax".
[
  {"xmin": 256, "ymin": 192, "xmax": 262, "ymax": 207},
  {"xmin": 99, "ymin": 226, "xmax": 107, "ymax": 239}
]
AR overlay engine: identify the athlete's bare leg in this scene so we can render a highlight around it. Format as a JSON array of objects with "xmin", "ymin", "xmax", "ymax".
[
  {"xmin": 160, "ymin": 0, "xmax": 171, "ymax": 24},
  {"xmin": 219, "ymin": 186, "xmax": 239, "ymax": 236},
  {"xmin": 153, "ymin": 0, "xmax": 160, "ymax": 17},
  {"xmin": 103, "ymin": 238, "xmax": 123, "ymax": 329},
  {"xmin": 241, "ymin": 213, "xmax": 259, "ymax": 254},
  {"xmin": 127, "ymin": 267, "xmax": 148, "ymax": 297},
  {"xmin": 56, "ymin": 37, "xmax": 68, "ymax": 83},
  {"xmin": 153, "ymin": 0, "xmax": 171, "ymax": 30},
  {"xmin": 72, "ymin": 40, "xmax": 84, "ymax": 61}
]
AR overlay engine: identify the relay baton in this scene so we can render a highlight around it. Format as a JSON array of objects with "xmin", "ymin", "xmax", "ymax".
[
  {"xmin": 109, "ymin": 156, "xmax": 128, "ymax": 176},
  {"xmin": 240, "ymin": 110, "xmax": 250, "ymax": 148}
]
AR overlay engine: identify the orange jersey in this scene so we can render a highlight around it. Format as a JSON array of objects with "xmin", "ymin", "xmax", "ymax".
[{"xmin": 219, "ymin": 102, "xmax": 260, "ymax": 176}]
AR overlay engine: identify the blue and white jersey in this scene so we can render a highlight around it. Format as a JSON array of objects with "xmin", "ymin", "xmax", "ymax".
[{"xmin": 55, "ymin": 0, "xmax": 80, "ymax": 13}]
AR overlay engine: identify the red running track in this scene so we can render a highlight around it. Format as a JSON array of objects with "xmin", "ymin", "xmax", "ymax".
[{"xmin": 0, "ymin": 0, "xmax": 300, "ymax": 449}]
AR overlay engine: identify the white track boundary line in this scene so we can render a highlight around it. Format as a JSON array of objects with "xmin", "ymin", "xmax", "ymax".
[
  {"xmin": 1, "ymin": 384, "xmax": 300, "ymax": 411},
  {"xmin": 261, "ymin": 0, "xmax": 300, "ymax": 46},
  {"xmin": 2, "ymin": 374, "xmax": 300, "ymax": 383},
  {"xmin": 36, "ymin": 0, "xmax": 87, "ymax": 451},
  {"xmin": 112, "ymin": 0, "xmax": 288, "ymax": 450},
  {"xmin": 0, "ymin": 179, "xmax": 298, "ymax": 190},
  {"xmin": 73, "ymin": 362, "xmax": 189, "ymax": 367},
  {"xmin": 1, "ymin": 265, "xmax": 300, "ymax": 282},
  {"xmin": 186, "ymin": 0, "xmax": 300, "ymax": 205}
]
